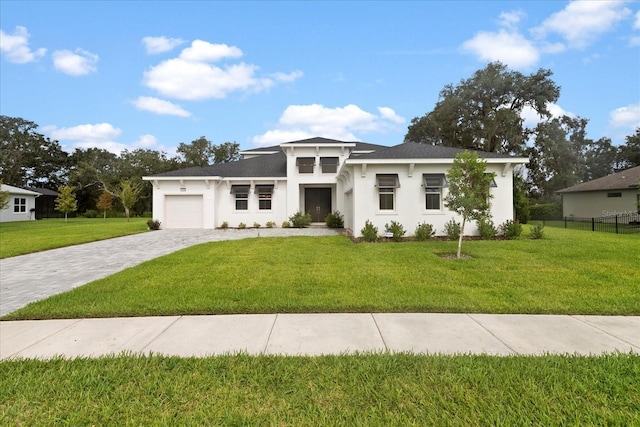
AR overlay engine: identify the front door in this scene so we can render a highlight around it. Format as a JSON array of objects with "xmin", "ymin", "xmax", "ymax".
[{"xmin": 305, "ymin": 188, "xmax": 332, "ymax": 222}]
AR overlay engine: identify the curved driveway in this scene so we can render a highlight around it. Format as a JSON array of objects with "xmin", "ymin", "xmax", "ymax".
[{"xmin": 0, "ymin": 228, "xmax": 339, "ymax": 316}]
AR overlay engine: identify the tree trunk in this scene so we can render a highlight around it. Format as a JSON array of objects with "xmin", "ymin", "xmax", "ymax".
[
  {"xmin": 64, "ymin": 212, "xmax": 68, "ymax": 223},
  {"xmin": 125, "ymin": 207, "xmax": 130, "ymax": 222},
  {"xmin": 103, "ymin": 211, "xmax": 106, "ymax": 220},
  {"xmin": 457, "ymin": 218, "xmax": 466, "ymax": 258}
]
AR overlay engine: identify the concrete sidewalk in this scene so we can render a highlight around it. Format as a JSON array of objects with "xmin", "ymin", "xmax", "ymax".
[{"xmin": 2, "ymin": 313, "xmax": 639, "ymax": 360}]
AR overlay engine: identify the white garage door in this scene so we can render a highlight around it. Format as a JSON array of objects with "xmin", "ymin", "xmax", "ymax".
[{"xmin": 164, "ymin": 195, "xmax": 204, "ymax": 229}]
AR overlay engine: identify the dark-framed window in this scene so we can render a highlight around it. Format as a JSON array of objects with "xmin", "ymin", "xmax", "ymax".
[
  {"xmin": 13, "ymin": 197, "xmax": 26, "ymax": 213},
  {"xmin": 424, "ymin": 174, "xmax": 446, "ymax": 211},
  {"xmin": 320, "ymin": 157, "xmax": 339, "ymax": 173},
  {"xmin": 296, "ymin": 157, "xmax": 315, "ymax": 174},
  {"xmin": 230, "ymin": 185, "xmax": 249, "ymax": 210},
  {"xmin": 376, "ymin": 174, "xmax": 399, "ymax": 211},
  {"xmin": 256, "ymin": 185, "xmax": 274, "ymax": 210},
  {"xmin": 607, "ymin": 192, "xmax": 622, "ymax": 198}
]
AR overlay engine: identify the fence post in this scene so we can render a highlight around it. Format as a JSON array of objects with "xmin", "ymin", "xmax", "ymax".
[
  {"xmin": 564, "ymin": 217, "xmax": 567, "ymax": 228},
  {"xmin": 615, "ymin": 215, "xmax": 619, "ymax": 234},
  {"xmin": 592, "ymin": 217, "xmax": 595, "ymax": 232}
]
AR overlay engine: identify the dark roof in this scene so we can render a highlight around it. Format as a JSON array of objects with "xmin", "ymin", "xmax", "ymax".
[
  {"xmin": 557, "ymin": 166, "xmax": 640, "ymax": 193},
  {"xmin": 153, "ymin": 151, "xmax": 287, "ymax": 178},
  {"xmin": 23, "ymin": 187, "xmax": 59, "ymax": 196},
  {"xmin": 280, "ymin": 137, "xmax": 358, "ymax": 145},
  {"xmin": 351, "ymin": 142, "xmax": 516, "ymax": 160}
]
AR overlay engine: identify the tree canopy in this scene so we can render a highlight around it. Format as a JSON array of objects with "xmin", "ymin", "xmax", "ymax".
[{"xmin": 177, "ymin": 137, "xmax": 240, "ymax": 167}]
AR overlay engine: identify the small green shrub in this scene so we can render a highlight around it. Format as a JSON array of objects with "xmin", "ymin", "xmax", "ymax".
[
  {"xmin": 266, "ymin": 221, "xmax": 276, "ymax": 228},
  {"xmin": 414, "ymin": 222, "xmax": 435, "ymax": 241},
  {"xmin": 253, "ymin": 222, "xmax": 261, "ymax": 228},
  {"xmin": 238, "ymin": 222, "xmax": 246, "ymax": 229},
  {"xmin": 281, "ymin": 221, "xmax": 291, "ymax": 228},
  {"xmin": 529, "ymin": 223, "xmax": 545, "ymax": 239},
  {"xmin": 384, "ymin": 220, "xmax": 406, "ymax": 242},
  {"xmin": 443, "ymin": 219, "xmax": 461, "ymax": 240},
  {"xmin": 83, "ymin": 210, "xmax": 98, "ymax": 218},
  {"xmin": 146, "ymin": 219, "xmax": 161, "ymax": 230},
  {"xmin": 499, "ymin": 220, "xmax": 522, "ymax": 240},
  {"xmin": 141, "ymin": 211, "xmax": 153, "ymax": 218},
  {"xmin": 477, "ymin": 217, "xmax": 497, "ymax": 240},
  {"xmin": 325, "ymin": 211, "xmax": 344, "ymax": 228},
  {"xmin": 361, "ymin": 220, "xmax": 378, "ymax": 242},
  {"xmin": 289, "ymin": 211, "xmax": 312, "ymax": 228},
  {"xmin": 220, "ymin": 221, "xmax": 229, "ymax": 229}
]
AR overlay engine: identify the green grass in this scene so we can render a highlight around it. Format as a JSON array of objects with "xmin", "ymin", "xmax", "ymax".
[
  {"xmin": 1, "ymin": 353, "xmax": 638, "ymax": 425},
  {"xmin": 0, "ymin": 218, "xmax": 149, "ymax": 258},
  {"xmin": 5, "ymin": 227, "xmax": 639, "ymax": 319}
]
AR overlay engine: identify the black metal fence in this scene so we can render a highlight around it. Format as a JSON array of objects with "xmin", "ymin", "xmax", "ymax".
[{"xmin": 535, "ymin": 213, "xmax": 640, "ymax": 234}]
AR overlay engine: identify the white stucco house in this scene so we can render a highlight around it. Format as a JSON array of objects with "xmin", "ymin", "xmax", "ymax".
[
  {"xmin": 557, "ymin": 165, "xmax": 640, "ymax": 218},
  {"xmin": 143, "ymin": 137, "xmax": 528, "ymax": 236},
  {"xmin": 0, "ymin": 184, "xmax": 40, "ymax": 223}
]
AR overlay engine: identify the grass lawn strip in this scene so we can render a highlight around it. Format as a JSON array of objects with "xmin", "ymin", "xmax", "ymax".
[
  {"xmin": 0, "ymin": 218, "xmax": 149, "ymax": 259},
  {"xmin": 1, "ymin": 353, "xmax": 638, "ymax": 425},
  {"xmin": 5, "ymin": 226, "xmax": 639, "ymax": 319}
]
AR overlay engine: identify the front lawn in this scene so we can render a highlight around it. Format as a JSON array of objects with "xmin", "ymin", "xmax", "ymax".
[
  {"xmin": 0, "ymin": 218, "xmax": 148, "ymax": 258},
  {"xmin": 1, "ymin": 353, "xmax": 638, "ymax": 425},
  {"xmin": 5, "ymin": 227, "xmax": 638, "ymax": 319}
]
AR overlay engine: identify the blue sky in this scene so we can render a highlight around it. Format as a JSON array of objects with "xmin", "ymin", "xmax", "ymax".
[{"xmin": 1, "ymin": 1, "xmax": 639, "ymax": 156}]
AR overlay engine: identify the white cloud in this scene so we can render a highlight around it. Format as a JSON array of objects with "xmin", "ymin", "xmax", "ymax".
[
  {"xmin": 635, "ymin": 10, "xmax": 640, "ymax": 29},
  {"xmin": 132, "ymin": 96, "xmax": 191, "ymax": 117},
  {"xmin": 132, "ymin": 134, "xmax": 159, "ymax": 148},
  {"xmin": 45, "ymin": 123, "xmax": 124, "ymax": 153},
  {"xmin": 533, "ymin": 0, "xmax": 632, "ymax": 49},
  {"xmin": 52, "ymin": 48, "xmax": 98, "ymax": 75},
  {"xmin": 462, "ymin": 29, "xmax": 540, "ymax": 69},
  {"xmin": 609, "ymin": 103, "xmax": 640, "ymax": 129},
  {"xmin": 521, "ymin": 103, "xmax": 574, "ymax": 128},
  {"xmin": 0, "ymin": 26, "xmax": 46, "ymax": 63},
  {"xmin": 252, "ymin": 104, "xmax": 405, "ymax": 146},
  {"xmin": 498, "ymin": 10, "xmax": 525, "ymax": 31},
  {"xmin": 142, "ymin": 36, "xmax": 185, "ymax": 54},
  {"xmin": 143, "ymin": 39, "xmax": 302, "ymax": 100}
]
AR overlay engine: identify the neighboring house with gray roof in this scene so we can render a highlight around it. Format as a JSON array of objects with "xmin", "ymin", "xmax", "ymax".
[
  {"xmin": 0, "ymin": 184, "xmax": 40, "ymax": 223},
  {"xmin": 557, "ymin": 166, "xmax": 640, "ymax": 218},
  {"xmin": 143, "ymin": 137, "xmax": 528, "ymax": 236}
]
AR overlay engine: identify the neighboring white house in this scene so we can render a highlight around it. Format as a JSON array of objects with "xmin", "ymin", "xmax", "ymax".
[
  {"xmin": 0, "ymin": 184, "xmax": 40, "ymax": 223},
  {"xmin": 557, "ymin": 166, "xmax": 640, "ymax": 218},
  {"xmin": 143, "ymin": 137, "xmax": 528, "ymax": 236}
]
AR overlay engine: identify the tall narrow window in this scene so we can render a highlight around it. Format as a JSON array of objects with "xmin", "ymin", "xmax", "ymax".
[
  {"xmin": 296, "ymin": 157, "xmax": 315, "ymax": 174},
  {"xmin": 231, "ymin": 185, "xmax": 249, "ymax": 210},
  {"xmin": 424, "ymin": 174, "xmax": 446, "ymax": 211},
  {"xmin": 320, "ymin": 157, "xmax": 339, "ymax": 173},
  {"xmin": 13, "ymin": 197, "xmax": 26, "ymax": 213},
  {"xmin": 255, "ymin": 185, "xmax": 274, "ymax": 210},
  {"xmin": 376, "ymin": 174, "xmax": 399, "ymax": 211}
]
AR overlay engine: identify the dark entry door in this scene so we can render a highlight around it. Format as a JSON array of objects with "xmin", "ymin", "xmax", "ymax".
[{"xmin": 305, "ymin": 188, "xmax": 332, "ymax": 222}]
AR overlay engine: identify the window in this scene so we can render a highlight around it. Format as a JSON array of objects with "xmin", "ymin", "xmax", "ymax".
[
  {"xmin": 376, "ymin": 174, "xmax": 399, "ymax": 210},
  {"xmin": 231, "ymin": 185, "xmax": 249, "ymax": 210},
  {"xmin": 13, "ymin": 197, "xmax": 26, "ymax": 213},
  {"xmin": 296, "ymin": 157, "xmax": 315, "ymax": 174},
  {"xmin": 607, "ymin": 192, "xmax": 622, "ymax": 198},
  {"xmin": 320, "ymin": 157, "xmax": 339, "ymax": 173},
  {"xmin": 424, "ymin": 174, "xmax": 446, "ymax": 210},
  {"xmin": 256, "ymin": 185, "xmax": 274, "ymax": 210}
]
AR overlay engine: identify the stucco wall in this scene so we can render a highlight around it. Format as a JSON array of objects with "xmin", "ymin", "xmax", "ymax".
[
  {"xmin": 561, "ymin": 190, "xmax": 639, "ymax": 218},
  {"xmin": 0, "ymin": 193, "xmax": 38, "ymax": 223}
]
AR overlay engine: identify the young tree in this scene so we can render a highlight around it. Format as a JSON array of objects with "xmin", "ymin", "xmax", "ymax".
[
  {"xmin": 445, "ymin": 151, "xmax": 496, "ymax": 258},
  {"xmin": 0, "ymin": 179, "xmax": 10, "ymax": 210},
  {"xmin": 96, "ymin": 191, "xmax": 113, "ymax": 219},
  {"xmin": 55, "ymin": 185, "xmax": 78, "ymax": 222},
  {"xmin": 115, "ymin": 180, "xmax": 142, "ymax": 221}
]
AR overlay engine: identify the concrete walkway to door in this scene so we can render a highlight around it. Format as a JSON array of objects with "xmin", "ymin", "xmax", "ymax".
[{"xmin": 0, "ymin": 228, "xmax": 339, "ymax": 317}]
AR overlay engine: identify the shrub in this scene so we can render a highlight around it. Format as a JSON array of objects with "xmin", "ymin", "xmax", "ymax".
[
  {"xmin": 414, "ymin": 222, "xmax": 435, "ymax": 241},
  {"xmin": 146, "ymin": 219, "xmax": 161, "ymax": 230},
  {"xmin": 529, "ymin": 203, "xmax": 562, "ymax": 220},
  {"xmin": 281, "ymin": 221, "xmax": 291, "ymax": 228},
  {"xmin": 220, "ymin": 221, "xmax": 229, "ymax": 229},
  {"xmin": 443, "ymin": 219, "xmax": 461, "ymax": 240},
  {"xmin": 325, "ymin": 211, "xmax": 344, "ymax": 228},
  {"xmin": 141, "ymin": 211, "xmax": 153, "ymax": 218},
  {"xmin": 529, "ymin": 223, "xmax": 545, "ymax": 239},
  {"xmin": 84, "ymin": 210, "xmax": 98, "ymax": 218},
  {"xmin": 384, "ymin": 220, "xmax": 406, "ymax": 242},
  {"xmin": 361, "ymin": 220, "xmax": 378, "ymax": 242},
  {"xmin": 477, "ymin": 217, "xmax": 497, "ymax": 240},
  {"xmin": 289, "ymin": 211, "xmax": 312, "ymax": 228},
  {"xmin": 499, "ymin": 220, "xmax": 522, "ymax": 240},
  {"xmin": 266, "ymin": 221, "xmax": 276, "ymax": 228},
  {"xmin": 238, "ymin": 222, "xmax": 246, "ymax": 229},
  {"xmin": 253, "ymin": 222, "xmax": 261, "ymax": 228}
]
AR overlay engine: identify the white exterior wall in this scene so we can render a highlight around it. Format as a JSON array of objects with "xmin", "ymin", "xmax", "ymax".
[
  {"xmin": 561, "ymin": 190, "xmax": 639, "ymax": 218},
  {"xmin": 0, "ymin": 188, "xmax": 39, "ymax": 223}
]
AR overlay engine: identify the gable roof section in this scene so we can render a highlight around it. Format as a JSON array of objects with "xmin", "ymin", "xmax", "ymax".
[
  {"xmin": 349, "ymin": 141, "xmax": 520, "ymax": 160},
  {"xmin": 1, "ymin": 184, "xmax": 41, "ymax": 196},
  {"xmin": 557, "ymin": 166, "xmax": 640, "ymax": 193}
]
